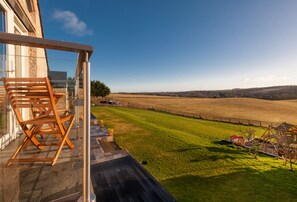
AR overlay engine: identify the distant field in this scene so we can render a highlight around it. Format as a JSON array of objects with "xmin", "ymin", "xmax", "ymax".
[
  {"xmin": 92, "ymin": 107, "xmax": 297, "ymax": 202},
  {"xmin": 108, "ymin": 94, "xmax": 297, "ymax": 125}
]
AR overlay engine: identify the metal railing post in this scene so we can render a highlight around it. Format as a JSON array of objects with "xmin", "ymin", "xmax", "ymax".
[
  {"xmin": 81, "ymin": 52, "xmax": 95, "ymax": 202},
  {"xmin": 75, "ymin": 74, "xmax": 80, "ymax": 137},
  {"xmin": 83, "ymin": 53, "xmax": 90, "ymax": 201}
]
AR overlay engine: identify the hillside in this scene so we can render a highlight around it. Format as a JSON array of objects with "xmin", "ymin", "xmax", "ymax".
[{"xmin": 121, "ymin": 85, "xmax": 297, "ymax": 100}]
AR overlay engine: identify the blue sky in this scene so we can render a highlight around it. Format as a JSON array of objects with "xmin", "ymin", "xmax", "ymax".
[{"xmin": 39, "ymin": 0, "xmax": 297, "ymax": 92}]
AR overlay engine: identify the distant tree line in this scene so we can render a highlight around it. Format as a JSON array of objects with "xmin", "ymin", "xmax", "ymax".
[
  {"xmin": 140, "ymin": 85, "xmax": 297, "ymax": 100},
  {"xmin": 66, "ymin": 77, "xmax": 110, "ymax": 97}
]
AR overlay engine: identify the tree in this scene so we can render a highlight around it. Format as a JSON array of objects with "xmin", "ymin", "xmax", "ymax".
[
  {"xmin": 261, "ymin": 125, "xmax": 297, "ymax": 171},
  {"xmin": 239, "ymin": 129, "xmax": 261, "ymax": 159},
  {"xmin": 91, "ymin": 80, "xmax": 110, "ymax": 97},
  {"xmin": 274, "ymin": 132, "xmax": 296, "ymax": 171}
]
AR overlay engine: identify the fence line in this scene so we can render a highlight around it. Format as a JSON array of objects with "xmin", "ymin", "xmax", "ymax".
[{"xmin": 100, "ymin": 102, "xmax": 283, "ymax": 128}]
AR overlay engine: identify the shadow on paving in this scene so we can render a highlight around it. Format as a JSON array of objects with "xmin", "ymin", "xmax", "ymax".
[
  {"xmin": 0, "ymin": 158, "xmax": 83, "ymax": 202},
  {"xmin": 91, "ymin": 156, "xmax": 175, "ymax": 202}
]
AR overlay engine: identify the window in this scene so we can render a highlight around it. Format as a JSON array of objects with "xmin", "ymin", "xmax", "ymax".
[
  {"xmin": 0, "ymin": 8, "xmax": 6, "ymax": 77},
  {"xmin": 0, "ymin": 7, "xmax": 6, "ymax": 138}
]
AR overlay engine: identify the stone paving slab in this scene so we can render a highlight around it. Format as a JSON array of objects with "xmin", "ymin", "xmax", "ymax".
[{"xmin": 90, "ymin": 125, "xmax": 128, "ymax": 165}]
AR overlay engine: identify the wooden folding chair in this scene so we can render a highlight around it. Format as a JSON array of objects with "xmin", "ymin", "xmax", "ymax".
[{"xmin": 2, "ymin": 77, "xmax": 75, "ymax": 166}]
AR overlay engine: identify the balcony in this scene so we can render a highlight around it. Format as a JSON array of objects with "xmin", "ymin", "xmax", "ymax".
[
  {"xmin": 0, "ymin": 32, "xmax": 175, "ymax": 202},
  {"xmin": 0, "ymin": 32, "xmax": 94, "ymax": 201}
]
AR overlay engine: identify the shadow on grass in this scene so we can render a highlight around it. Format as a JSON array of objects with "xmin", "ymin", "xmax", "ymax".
[
  {"xmin": 169, "ymin": 140, "xmax": 247, "ymax": 154},
  {"xmin": 213, "ymin": 140, "xmax": 230, "ymax": 145},
  {"xmin": 161, "ymin": 167, "xmax": 297, "ymax": 202},
  {"xmin": 213, "ymin": 140, "xmax": 245, "ymax": 149},
  {"xmin": 190, "ymin": 154, "xmax": 236, "ymax": 162},
  {"xmin": 174, "ymin": 147, "xmax": 203, "ymax": 152},
  {"xmin": 206, "ymin": 146, "xmax": 246, "ymax": 154},
  {"xmin": 168, "ymin": 145, "xmax": 203, "ymax": 153}
]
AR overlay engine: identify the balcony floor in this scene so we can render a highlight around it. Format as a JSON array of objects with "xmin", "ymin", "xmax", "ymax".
[
  {"xmin": 0, "ymin": 125, "xmax": 83, "ymax": 201},
  {"xmin": 0, "ymin": 123, "xmax": 175, "ymax": 202}
]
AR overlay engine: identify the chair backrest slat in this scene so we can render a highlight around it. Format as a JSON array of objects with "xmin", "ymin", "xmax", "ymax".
[{"xmin": 2, "ymin": 77, "xmax": 58, "ymax": 124}]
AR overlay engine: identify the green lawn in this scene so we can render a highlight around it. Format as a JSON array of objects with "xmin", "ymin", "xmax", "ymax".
[{"xmin": 92, "ymin": 107, "xmax": 297, "ymax": 202}]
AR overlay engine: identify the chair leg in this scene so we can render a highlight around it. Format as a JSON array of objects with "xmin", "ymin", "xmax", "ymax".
[
  {"xmin": 8, "ymin": 118, "xmax": 75, "ymax": 166},
  {"xmin": 51, "ymin": 117, "xmax": 75, "ymax": 165},
  {"xmin": 23, "ymin": 125, "xmax": 45, "ymax": 150},
  {"xmin": 7, "ymin": 137, "xmax": 30, "ymax": 166},
  {"xmin": 65, "ymin": 120, "xmax": 75, "ymax": 149},
  {"xmin": 61, "ymin": 117, "xmax": 75, "ymax": 149},
  {"xmin": 50, "ymin": 122, "xmax": 74, "ymax": 149}
]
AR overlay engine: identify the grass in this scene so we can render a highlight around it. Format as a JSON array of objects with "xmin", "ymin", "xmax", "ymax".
[{"xmin": 92, "ymin": 107, "xmax": 297, "ymax": 202}]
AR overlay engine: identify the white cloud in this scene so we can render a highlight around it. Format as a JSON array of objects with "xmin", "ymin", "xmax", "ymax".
[
  {"xmin": 255, "ymin": 74, "xmax": 275, "ymax": 82},
  {"xmin": 52, "ymin": 10, "xmax": 93, "ymax": 36},
  {"xmin": 242, "ymin": 78, "xmax": 251, "ymax": 82},
  {"xmin": 281, "ymin": 76, "xmax": 289, "ymax": 80},
  {"xmin": 242, "ymin": 74, "xmax": 289, "ymax": 85},
  {"xmin": 243, "ymin": 75, "xmax": 275, "ymax": 82}
]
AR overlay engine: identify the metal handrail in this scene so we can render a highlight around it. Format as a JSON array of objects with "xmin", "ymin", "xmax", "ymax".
[{"xmin": 0, "ymin": 32, "xmax": 93, "ymax": 55}]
